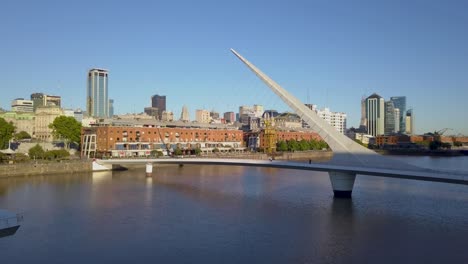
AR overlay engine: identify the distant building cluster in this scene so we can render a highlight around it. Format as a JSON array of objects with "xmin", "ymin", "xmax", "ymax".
[
  {"xmin": 6, "ymin": 65, "xmax": 441, "ymax": 156},
  {"xmin": 346, "ymin": 94, "xmax": 416, "ymax": 147},
  {"xmin": 0, "ymin": 92, "xmax": 82, "ymax": 142},
  {"xmin": 361, "ymin": 94, "xmax": 414, "ymax": 137}
]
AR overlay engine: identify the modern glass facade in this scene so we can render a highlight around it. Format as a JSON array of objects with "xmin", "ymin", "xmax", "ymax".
[
  {"xmin": 384, "ymin": 101, "xmax": 396, "ymax": 135},
  {"xmin": 151, "ymin": 95, "xmax": 166, "ymax": 120},
  {"xmin": 87, "ymin": 69, "xmax": 109, "ymax": 118},
  {"xmin": 366, "ymin": 93, "xmax": 385, "ymax": 136},
  {"xmin": 390, "ymin": 96, "xmax": 406, "ymax": 133}
]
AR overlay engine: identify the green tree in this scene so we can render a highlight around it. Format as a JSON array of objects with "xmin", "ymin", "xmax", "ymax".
[
  {"xmin": 194, "ymin": 148, "xmax": 202, "ymax": 156},
  {"xmin": 14, "ymin": 131, "xmax": 31, "ymax": 140},
  {"xmin": 44, "ymin": 149, "xmax": 70, "ymax": 160},
  {"xmin": 287, "ymin": 140, "xmax": 299, "ymax": 151},
  {"xmin": 276, "ymin": 140, "xmax": 288, "ymax": 152},
  {"xmin": 150, "ymin": 149, "xmax": 163, "ymax": 157},
  {"xmin": 0, "ymin": 117, "xmax": 15, "ymax": 149},
  {"xmin": 298, "ymin": 139, "xmax": 309, "ymax": 151},
  {"xmin": 49, "ymin": 116, "xmax": 82, "ymax": 149},
  {"xmin": 317, "ymin": 140, "xmax": 329, "ymax": 150},
  {"xmin": 174, "ymin": 148, "xmax": 183, "ymax": 156},
  {"xmin": 29, "ymin": 144, "xmax": 45, "ymax": 159},
  {"xmin": 0, "ymin": 152, "xmax": 7, "ymax": 163}
]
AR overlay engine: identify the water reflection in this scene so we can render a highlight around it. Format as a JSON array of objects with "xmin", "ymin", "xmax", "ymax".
[
  {"xmin": 91, "ymin": 171, "xmax": 113, "ymax": 184},
  {"xmin": 0, "ymin": 160, "xmax": 468, "ymax": 263}
]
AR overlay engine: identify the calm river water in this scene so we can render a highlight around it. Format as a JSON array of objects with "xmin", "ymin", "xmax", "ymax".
[{"xmin": 1, "ymin": 156, "xmax": 467, "ymax": 263}]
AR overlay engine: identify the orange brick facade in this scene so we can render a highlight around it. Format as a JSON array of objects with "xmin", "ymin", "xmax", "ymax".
[{"xmin": 82, "ymin": 126, "xmax": 244, "ymax": 154}]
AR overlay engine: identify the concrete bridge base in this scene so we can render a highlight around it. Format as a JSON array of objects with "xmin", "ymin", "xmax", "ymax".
[
  {"xmin": 329, "ymin": 171, "xmax": 356, "ymax": 198},
  {"xmin": 146, "ymin": 163, "xmax": 153, "ymax": 177},
  {"xmin": 92, "ymin": 160, "xmax": 113, "ymax": 171}
]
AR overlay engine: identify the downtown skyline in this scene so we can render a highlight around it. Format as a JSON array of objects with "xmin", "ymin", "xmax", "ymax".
[{"xmin": 1, "ymin": 0, "xmax": 468, "ymax": 135}]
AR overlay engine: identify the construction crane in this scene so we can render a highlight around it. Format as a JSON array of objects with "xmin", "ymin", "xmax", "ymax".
[
  {"xmin": 263, "ymin": 115, "xmax": 277, "ymax": 154},
  {"xmin": 156, "ymin": 127, "xmax": 171, "ymax": 156},
  {"xmin": 435, "ymin": 128, "xmax": 452, "ymax": 135}
]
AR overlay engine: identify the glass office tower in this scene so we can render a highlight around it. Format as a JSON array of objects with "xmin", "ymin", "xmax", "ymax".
[
  {"xmin": 87, "ymin": 69, "xmax": 109, "ymax": 118},
  {"xmin": 390, "ymin": 96, "xmax": 406, "ymax": 133}
]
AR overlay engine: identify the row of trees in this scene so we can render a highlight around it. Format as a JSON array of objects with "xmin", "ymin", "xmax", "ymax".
[
  {"xmin": 28, "ymin": 144, "xmax": 70, "ymax": 160},
  {"xmin": 276, "ymin": 139, "xmax": 328, "ymax": 152}
]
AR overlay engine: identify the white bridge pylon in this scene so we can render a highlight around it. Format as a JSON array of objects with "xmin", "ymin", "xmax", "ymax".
[{"xmin": 231, "ymin": 49, "xmax": 419, "ymax": 197}]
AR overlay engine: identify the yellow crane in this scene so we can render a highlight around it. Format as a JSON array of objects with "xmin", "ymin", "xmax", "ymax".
[{"xmin": 263, "ymin": 117, "xmax": 277, "ymax": 154}]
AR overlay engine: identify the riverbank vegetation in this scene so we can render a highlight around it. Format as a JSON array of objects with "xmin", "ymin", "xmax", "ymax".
[{"xmin": 276, "ymin": 139, "xmax": 328, "ymax": 152}]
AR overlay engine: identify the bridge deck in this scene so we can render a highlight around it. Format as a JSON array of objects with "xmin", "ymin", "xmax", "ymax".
[{"xmin": 97, "ymin": 158, "xmax": 468, "ymax": 186}]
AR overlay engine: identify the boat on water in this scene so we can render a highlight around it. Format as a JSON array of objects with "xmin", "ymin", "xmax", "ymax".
[{"xmin": 0, "ymin": 209, "xmax": 23, "ymax": 238}]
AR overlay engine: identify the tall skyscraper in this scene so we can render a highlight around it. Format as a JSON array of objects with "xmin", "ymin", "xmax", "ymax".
[
  {"xmin": 87, "ymin": 68, "xmax": 109, "ymax": 118},
  {"xmin": 359, "ymin": 96, "xmax": 367, "ymax": 131},
  {"xmin": 394, "ymin": 108, "xmax": 400, "ymax": 133},
  {"xmin": 151, "ymin": 95, "xmax": 166, "ymax": 120},
  {"xmin": 405, "ymin": 109, "xmax": 414, "ymax": 135},
  {"xmin": 390, "ymin": 96, "xmax": 406, "ymax": 133},
  {"xmin": 384, "ymin": 101, "xmax": 396, "ymax": 135},
  {"xmin": 366, "ymin": 93, "xmax": 385, "ymax": 137},
  {"xmin": 223, "ymin": 112, "xmax": 235, "ymax": 123},
  {"xmin": 180, "ymin": 105, "xmax": 190, "ymax": 122},
  {"xmin": 109, "ymin": 99, "xmax": 114, "ymax": 117}
]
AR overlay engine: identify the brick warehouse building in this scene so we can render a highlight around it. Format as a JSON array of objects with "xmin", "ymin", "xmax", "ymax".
[{"xmin": 81, "ymin": 125, "xmax": 244, "ymax": 157}]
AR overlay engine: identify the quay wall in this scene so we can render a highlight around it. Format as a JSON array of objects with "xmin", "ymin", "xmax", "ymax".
[
  {"xmin": 0, "ymin": 160, "xmax": 92, "ymax": 178},
  {"xmin": 0, "ymin": 151, "xmax": 333, "ymax": 178}
]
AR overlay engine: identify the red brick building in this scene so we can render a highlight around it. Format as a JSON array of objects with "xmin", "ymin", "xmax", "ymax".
[{"xmin": 82, "ymin": 126, "xmax": 244, "ymax": 157}]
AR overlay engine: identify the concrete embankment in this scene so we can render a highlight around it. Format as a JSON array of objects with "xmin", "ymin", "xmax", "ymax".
[
  {"xmin": 275, "ymin": 150, "xmax": 333, "ymax": 161},
  {"xmin": 0, "ymin": 160, "xmax": 92, "ymax": 178}
]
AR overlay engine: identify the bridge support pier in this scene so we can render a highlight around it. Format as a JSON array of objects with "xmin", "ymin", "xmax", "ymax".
[
  {"xmin": 146, "ymin": 163, "xmax": 153, "ymax": 177},
  {"xmin": 328, "ymin": 171, "xmax": 356, "ymax": 198}
]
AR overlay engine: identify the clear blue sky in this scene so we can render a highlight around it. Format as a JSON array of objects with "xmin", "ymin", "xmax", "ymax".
[{"xmin": 1, "ymin": 0, "xmax": 467, "ymax": 135}]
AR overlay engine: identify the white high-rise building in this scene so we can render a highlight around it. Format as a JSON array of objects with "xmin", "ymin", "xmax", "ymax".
[
  {"xmin": 394, "ymin": 108, "xmax": 400, "ymax": 133},
  {"xmin": 365, "ymin": 93, "xmax": 385, "ymax": 137},
  {"xmin": 304, "ymin": 104, "xmax": 347, "ymax": 134},
  {"xmin": 316, "ymin": 107, "xmax": 347, "ymax": 134},
  {"xmin": 195, "ymin": 109, "xmax": 210, "ymax": 123},
  {"xmin": 405, "ymin": 109, "xmax": 414, "ymax": 135},
  {"xmin": 180, "ymin": 105, "xmax": 190, "ymax": 122},
  {"xmin": 253, "ymin": 104, "xmax": 264, "ymax": 118}
]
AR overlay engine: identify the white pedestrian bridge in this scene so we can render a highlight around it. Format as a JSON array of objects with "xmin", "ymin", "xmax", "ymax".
[
  {"xmin": 93, "ymin": 157, "xmax": 468, "ymax": 198},
  {"xmin": 94, "ymin": 49, "xmax": 468, "ymax": 198}
]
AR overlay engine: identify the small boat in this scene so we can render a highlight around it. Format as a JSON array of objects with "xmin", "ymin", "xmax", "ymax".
[{"xmin": 0, "ymin": 209, "xmax": 23, "ymax": 238}]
